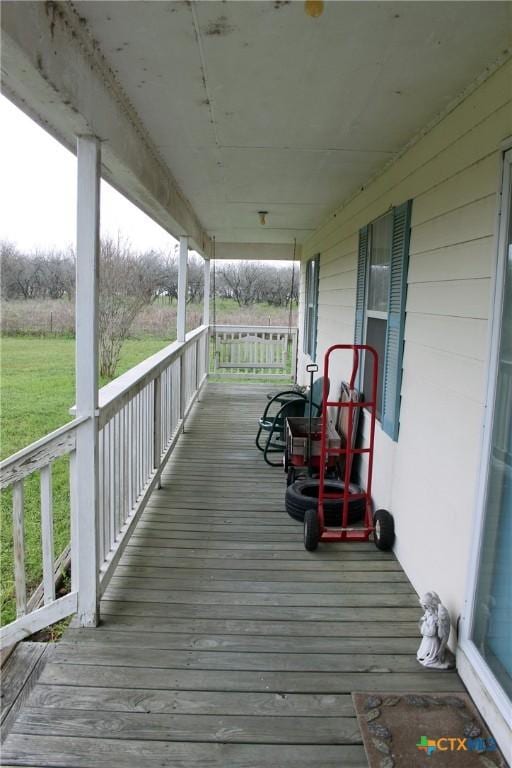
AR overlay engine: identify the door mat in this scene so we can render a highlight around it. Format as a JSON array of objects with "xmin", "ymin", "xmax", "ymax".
[{"xmin": 352, "ymin": 692, "xmax": 508, "ymax": 768}]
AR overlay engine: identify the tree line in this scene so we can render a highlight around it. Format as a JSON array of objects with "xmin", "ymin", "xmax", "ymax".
[
  {"xmin": 0, "ymin": 239, "xmax": 298, "ymax": 307},
  {"xmin": 1, "ymin": 239, "xmax": 298, "ymax": 377}
]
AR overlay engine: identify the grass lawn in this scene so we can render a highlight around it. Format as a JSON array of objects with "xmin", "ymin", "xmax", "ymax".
[{"xmin": 0, "ymin": 334, "xmax": 175, "ymax": 625}]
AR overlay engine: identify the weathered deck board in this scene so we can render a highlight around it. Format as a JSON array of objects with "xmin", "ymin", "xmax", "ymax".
[
  {"xmin": 1, "ymin": 383, "xmax": 462, "ymax": 767},
  {"xmin": 0, "ymin": 642, "xmax": 48, "ymax": 731}
]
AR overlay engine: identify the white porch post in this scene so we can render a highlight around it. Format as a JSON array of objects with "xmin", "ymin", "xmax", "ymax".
[
  {"xmin": 75, "ymin": 135, "xmax": 100, "ymax": 627},
  {"xmin": 177, "ymin": 235, "xmax": 188, "ymax": 343},
  {"xmin": 203, "ymin": 258, "xmax": 210, "ymax": 327},
  {"xmin": 203, "ymin": 258, "xmax": 211, "ymax": 377}
]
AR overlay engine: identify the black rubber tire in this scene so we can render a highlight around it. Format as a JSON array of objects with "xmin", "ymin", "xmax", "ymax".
[
  {"xmin": 286, "ymin": 467, "xmax": 296, "ymax": 486},
  {"xmin": 286, "ymin": 479, "xmax": 365, "ymax": 525},
  {"xmin": 304, "ymin": 508, "xmax": 319, "ymax": 551},
  {"xmin": 373, "ymin": 509, "xmax": 395, "ymax": 551}
]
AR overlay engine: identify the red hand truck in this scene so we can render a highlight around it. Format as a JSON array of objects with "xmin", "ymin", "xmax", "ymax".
[{"xmin": 303, "ymin": 344, "xmax": 395, "ymax": 552}]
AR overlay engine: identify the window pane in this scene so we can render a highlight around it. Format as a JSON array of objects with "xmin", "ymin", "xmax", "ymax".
[
  {"xmin": 368, "ymin": 214, "xmax": 392, "ymax": 312},
  {"xmin": 364, "ymin": 317, "xmax": 386, "ymax": 419},
  {"xmin": 471, "ymin": 182, "xmax": 512, "ymax": 698}
]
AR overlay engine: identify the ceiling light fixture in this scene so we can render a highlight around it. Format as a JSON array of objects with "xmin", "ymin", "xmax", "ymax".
[
  {"xmin": 304, "ymin": 0, "xmax": 324, "ymax": 18},
  {"xmin": 258, "ymin": 211, "xmax": 268, "ymax": 226}
]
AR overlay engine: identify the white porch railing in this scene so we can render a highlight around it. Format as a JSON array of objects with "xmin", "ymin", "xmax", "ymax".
[
  {"xmin": 0, "ymin": 322, "xmax": 297, "ymax": 647},
  {"xmin": 0, "ymin": 326, "xmax": 208, "ymax": 648},
  {"xmin": 0, "ymin": 419, "xmax": 83, "ymax": 648},
  {"xmin": 97, "ymin": 325, "xmax": 208, "ymax": 593},
  {"xmin": 210, "ymin": 324, "xmax": 298, "ymax": 378}
]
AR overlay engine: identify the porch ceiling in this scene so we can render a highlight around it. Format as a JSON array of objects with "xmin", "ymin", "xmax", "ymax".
[{"xmin": 2, "ymin": 1, "xmax": 511, "ymax": 254}]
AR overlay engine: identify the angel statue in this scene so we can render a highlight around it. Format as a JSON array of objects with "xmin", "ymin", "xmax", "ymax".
[{"xmin": 416, "ymin": 591, "xmax": 455, "ymax": 669}]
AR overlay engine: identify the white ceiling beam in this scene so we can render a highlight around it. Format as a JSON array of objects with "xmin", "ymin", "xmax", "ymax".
[
  {"xmin": 1, "ymin": 1, "xmax": 210, "ymax": 256},
  {"xmin": 213, "ymin": 242, "xmax": 299, "ymax": 262}
]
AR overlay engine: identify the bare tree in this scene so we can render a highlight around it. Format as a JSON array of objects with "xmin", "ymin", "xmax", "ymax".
[
  {"xmin": 187, "ymin": 254, "xmax": 204, "ymax": 304},
  {"xmin": 218, "ymin": 261, "xmax": 263, "ymax": 306},
  {"xmin": 0, "ymin": 241, "xmax": 42, "ymax": 299},
  {"xmin": 98, "ymin": 237, "xmax": 163, "ymax": 378},
  {"xmin": 215, "ymin": 261, "xmax": 297, "ymax": 308},
  {"xmin": 39, "ymin": 249, "xmax": 75, "ymax": 299},
  {"xmin": 0, "ymin": 241, "xmax": 76, "ymax": 300}
]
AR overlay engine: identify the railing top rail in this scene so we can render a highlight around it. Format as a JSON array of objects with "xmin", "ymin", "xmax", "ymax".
[
  {"xmin": 97, "ymin": 325, "xmax": 208, "ymax": 415},
  {"xmin": 0, "ymin": 415, "xmax": 88, "ymax": 489},
  {"xmin": 212, "ymin": 325, "xmax": 298, "ymax": 333}
]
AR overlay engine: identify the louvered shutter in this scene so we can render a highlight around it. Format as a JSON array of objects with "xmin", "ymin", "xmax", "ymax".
[
  {"xmin": 354, "ymin": 226, "xmax": 368, "ymax": 345},
  {"xmin": 303, "ymin": 255, "xmax": 320, "ymax": 359},
  {"xmin": 311, "ymin": 255, "xmax": 320, "ymax": 361},
  {"xmin": 303, "ymin": 260, "xmax": 310, "ymax": 354},
  {"xmin": 381, "ymin": 200, "xmax": 412, "ymax": 440}
]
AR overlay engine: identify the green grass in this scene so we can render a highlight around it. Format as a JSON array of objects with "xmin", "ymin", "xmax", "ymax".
[{"xmin": 0, "ymin": 334, "xmax": 175, "ymax": 625}]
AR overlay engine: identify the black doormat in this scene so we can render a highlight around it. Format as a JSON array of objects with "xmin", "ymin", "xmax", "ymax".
[{"xmin": 352, "ymin": 692, "xmax": 508, "ymax": 768}]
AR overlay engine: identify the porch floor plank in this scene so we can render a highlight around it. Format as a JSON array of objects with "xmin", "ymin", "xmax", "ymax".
[{"xmin": 1, "ymin": 383, "xmax": 463, "ymax": 767}]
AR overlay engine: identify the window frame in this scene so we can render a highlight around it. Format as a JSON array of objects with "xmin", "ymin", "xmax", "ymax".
[
  {"xmin": 363, "ymin": 211, "xmax": 394, "ymax": 420},
  {"xmin": 303, "ymin": 254, "xmax": 320, "ymax": 360},
  {"xmin": 355, "ymin": 201, "xmax": 412, "ymax": 441}
]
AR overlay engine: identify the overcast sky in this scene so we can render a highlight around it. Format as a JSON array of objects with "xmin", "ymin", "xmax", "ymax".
[{"xmin": 0, "ymin": 94, "xmax": 179, "ymax": 255}]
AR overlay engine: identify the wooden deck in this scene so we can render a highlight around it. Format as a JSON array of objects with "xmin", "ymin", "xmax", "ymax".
[{"xmin": 1, "ymin": 383, "xmax": 463, "ymax": 767}]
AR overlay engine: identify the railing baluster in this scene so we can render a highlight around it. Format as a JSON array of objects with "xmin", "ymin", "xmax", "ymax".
[
  {"xmin": 70, "ymin": 449, "xmax": 78, "ymax": 593},
  {"xmin": 124, "ymin": 404, "xmax": 129, "ymax": 521},
  {"xmin": 195, "ymin": 340, "xmax": 199, "ymax": 392},
  {"xmin": 126, "ymin": 404, "xmax": 131, "ymax": 520},
  {"xmin": 138, "ymin": 392, "xmax": 142, "ymax": 496},
  {"xmin": 140, "ymin": 388, "xmax": 147, "ymax": 488},
  {"xmin": 109, "ymin": 418, "xmax": 115, "ymax": 549},
  {"xmin": 104, "ymin": 423, "xmax": 110, "ymax": 556},
  {"xmin": 141, "ymin": 390, "xmax": 145, "ymax": 485},
  {"xmin": 183, "ymin": 351, "xmax": 187, "ymax": 411},
  {"xmin": 145, "ymin": 385, "xmax": 150, "ymax": 480},
  {"xmin": 128, "ymin": 398, "xmax": 137, "ymax": 509},
  {"xmin": 40, "ymin": 464, "xmax": 55, "ymax": 605},
  {"xmin": 164, "ymin": 368, "xmax": 169, "ymax": 446},
  {"xmin": 98, "ymin": 427, "xmax": 105, "ymax": 562},
  {"xmin": 149, "ymin": 381, "xmax": 155, "ymax": 473},
  {"xmin": 114, "ymin": 412, "xmax": 120, "ymax": 540},
  {"xmin": 169, "ymin": 366, "xmax": 173, "ymax": 440},
  {"xmin": 12, "ymin": 480, "xmax": 27, "ymax": 617},
  {"xmin": 120, "ymin": 406, "xmax": 126, "ymax": 524}
]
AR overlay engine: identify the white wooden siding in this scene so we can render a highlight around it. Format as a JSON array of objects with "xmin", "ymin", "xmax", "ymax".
[
  {"xmin": 408, "ymin": 237, "xmax": 494, "ymax": 283},
  {"xmin": 297, "ymin": 58, "xmax": 512, "ymax": 634},
  {"xmin": 404, "ymin": 314, "xmax": 488, "ymax": 362}
]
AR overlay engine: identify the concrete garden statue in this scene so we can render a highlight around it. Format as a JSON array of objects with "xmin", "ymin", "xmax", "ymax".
[{"xmin": 417, "ymin": 591, "xmax": 455, "ymax": 669}]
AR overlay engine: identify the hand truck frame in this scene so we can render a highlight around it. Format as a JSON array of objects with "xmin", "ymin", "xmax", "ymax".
[{"xmin": 303, "ymin": 343, "xmax": 395, "ymax": 551}]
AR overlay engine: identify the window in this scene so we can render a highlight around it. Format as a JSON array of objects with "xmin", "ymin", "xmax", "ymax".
[
  {"xmin": 470, "ymin": 150, "xmax": 512, "ymax": 700},
  {"xmin": 355, "ymin": 201, "xmax": 412, "ymax": 440},
  {"xmin": 304, "ymin": 255, "xmax": 320, "ymax": 360}
]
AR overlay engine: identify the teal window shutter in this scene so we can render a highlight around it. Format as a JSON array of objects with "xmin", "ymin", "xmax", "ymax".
[
  {"xmin": 311, "ymin": 254, "xmax": 320, "ymax": 360},
  {"xmin": 304, "ymin": 255, "xmax": 320, "ymax": 359},
  {"xmin": 354, "ymin": 226, "xmax": 368, "ymax": 346},
  {"xmin": 381, "ymin": 200, "xmax": 412, "ymax": 441}
]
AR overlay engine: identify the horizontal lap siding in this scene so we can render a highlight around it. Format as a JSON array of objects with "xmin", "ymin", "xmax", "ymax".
[{"xmin": 297, "ymin": 57, "xmax": 512, "ymax": 621}]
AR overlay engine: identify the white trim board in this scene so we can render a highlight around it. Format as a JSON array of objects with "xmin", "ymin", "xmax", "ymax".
[{"xmin": 458, "ymin": 147, "xmax": 512, "ymax": 759}]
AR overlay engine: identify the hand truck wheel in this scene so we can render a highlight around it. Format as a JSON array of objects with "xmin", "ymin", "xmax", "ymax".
[
  {"xmin": 373, "ymin": 509, "xmax": 395, "ymax": 551},
  {"xmin": 304, "ymin": 508, "xmax": 320, "ymax": 551}
]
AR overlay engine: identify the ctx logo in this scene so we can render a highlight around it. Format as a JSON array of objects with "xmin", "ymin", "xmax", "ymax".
[{"xmin": 416, "ymin": 736, "xmax": 497, "ymax": 754}]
